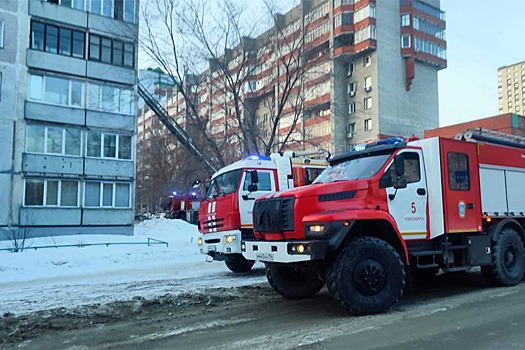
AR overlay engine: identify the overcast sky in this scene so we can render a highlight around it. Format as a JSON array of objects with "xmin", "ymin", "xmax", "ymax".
[{"xmin": 438, "ymin": 0, "xmax": 525, "ymax": 126}]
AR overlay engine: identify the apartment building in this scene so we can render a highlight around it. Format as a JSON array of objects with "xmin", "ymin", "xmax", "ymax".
[
  {"xmin": 498, "ymin": 61, "xmax": 525, "ymax": 115},
  {"xmin": 138, "ymin": 0, "xmax": 446, "ymax": 160},
  {"xmin": 0, "ymin": 0, "xmax": 138, "ymax": 239}
]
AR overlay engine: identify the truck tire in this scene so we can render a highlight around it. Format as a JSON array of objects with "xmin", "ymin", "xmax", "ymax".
[
  {"xmin": 327, "ymin": 236, "xmax": 405, "ymax": 315},
  {"xmin": 225, "ymin": 254, "xmax": 255, "ymax": 273},
  {"xmin": 266, "ymin": 262, "xmax": 325, "ymax": 299},
  {"xmin": 481, "ymin": 228, "xmax": 525, "ymax": 286}
]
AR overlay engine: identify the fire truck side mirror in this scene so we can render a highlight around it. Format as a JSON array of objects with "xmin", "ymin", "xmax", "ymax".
[
  {"xmin": 247, "ymin": 169, "xmax": 259, "ymax": 192},
  {"xmin": 394, "ymin": 154, "xmax": 407, "ymax": 189}
]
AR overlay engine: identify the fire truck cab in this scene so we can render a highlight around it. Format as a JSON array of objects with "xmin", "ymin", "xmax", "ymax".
[
  {"xmin": 197, "ymin": 152, "xmax": 327, "ymax": 273},
  {"xmin": 244, "ymin": 133, "xmax": 525, "ymax": 315}
]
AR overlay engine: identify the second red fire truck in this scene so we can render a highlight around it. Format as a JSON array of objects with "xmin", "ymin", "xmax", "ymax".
[{"xmin": 244, "ymin": 131, "xmax": 525, "ymax": 315}]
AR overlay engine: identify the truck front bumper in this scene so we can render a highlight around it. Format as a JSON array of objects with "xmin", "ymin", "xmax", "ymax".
[
  {"xmin": 243, "ymin": 240, "xmax": 329, "ymax": 263},
  {"xmin": 198, "ymin": 230, "xmax": 243, "ymax": 257}
]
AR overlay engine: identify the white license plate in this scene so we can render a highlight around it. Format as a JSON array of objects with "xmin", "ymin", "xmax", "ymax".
[
  {"xmin": 256, "ymin": 253, "xmax": 274, "ymax": 261},
  {"xmin": 208, "ymin": 245, "xmax": 216, "ymax": 252}
]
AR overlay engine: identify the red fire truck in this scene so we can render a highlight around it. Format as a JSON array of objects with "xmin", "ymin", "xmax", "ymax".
[
  {"xmin": 197, "ymin": 151, "xmax": 328, "ymax": 273},
  {"xmin": 244, "ymin": 131, "xmax": 525, "ymax": 315}
]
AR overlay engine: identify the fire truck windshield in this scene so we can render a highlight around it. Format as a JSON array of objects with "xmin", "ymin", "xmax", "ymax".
[
  {"xmin": 313, "ymin": 154, "xmax": 391, "ymax": 184},
  {"xmin": 206, "ymin": 169, "xmax": 242, "ymax": 199}
]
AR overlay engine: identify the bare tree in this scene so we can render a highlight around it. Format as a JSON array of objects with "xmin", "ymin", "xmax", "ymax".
[
  {"xmin": 0, "ymin": 211, "xmax": 34, "ymax": 252},
  {"xmin": 140, "ymin": 0, "xmax": 322, "ymax": 160}
]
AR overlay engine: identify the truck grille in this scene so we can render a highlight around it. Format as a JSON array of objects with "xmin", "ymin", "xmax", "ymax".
[{"xmin": 253, "ymin": 197, "xmax": 295, "ymax": 232}]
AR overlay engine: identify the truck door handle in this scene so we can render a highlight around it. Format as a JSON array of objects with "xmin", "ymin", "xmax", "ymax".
[
  {"xmin": 417, "ymin": 188, "xmax": 426, "ymax": 196},
  {"xmin": 468, "ymin": 203, "xmax": 474, "ymax": 209}
]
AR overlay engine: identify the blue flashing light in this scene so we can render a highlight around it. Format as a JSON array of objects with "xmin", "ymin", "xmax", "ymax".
[
  {"xmin": 245, "ymin": 155, "xmax": 272, "ymax": 161},
  {"xmin": 172, "ymin": 191, "xmax": 177, "ymax": 196},
  {"xmin": 191, "ymin": 192, "xmax": 197, "ymax": 196},
  {"xmin": 376, "ymin": 137, "xmax": 404, "ymax": 145}
]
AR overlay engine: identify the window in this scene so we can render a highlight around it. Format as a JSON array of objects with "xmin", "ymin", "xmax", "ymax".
[
  {"xmin": 87, "ymin": 82, "xmax": 134, "ymax": 114},
  {"xmin": 45, "ymin": 25, "xmax": 59, "ymax": 53},
  {"xmin": 89, "ymin": 34, "xmax": 134, "ymax": 68},
  {"xmin": 448, "ymin": 152, "xmax": 470, "ymax": 190},
  {"xmin": 364, "ymin": 55, "xmax": 371, "ymax": 67},
  {"xmin": 243, "ymin": 172, "xmax": 272, "ymax": 191},
  {"xmin": 86, "ymin": 131, "xmax": 132, "ymax": 160},
  {"xmin": 30, "ymin": 74, "xmax": 84, "ymax": 107},
  {"xmin": 348, "ymin": 122, "xmax": 356, "ymax": 135},
  {"xmin": 348, "ymin": 102, "xmax": 356, "ymax": 114},
  {"xmin": 84, "ymin": 182, "xmax": 130, "ymax": 207},
  {"xmin": 364, "ymin": 118, "xmax": 372, "ymax": 131},
  {"xmin": 401, "ymin": 14, "xmax": 410, "ymax": 27},
  {"xmin": 24, "ymin": 179, "xmax": 79, "ymax": 206},
  {"xmin": 26, "ymin": 125, "xmax": 82, "ymax": 156},
  {"xmin": 364, "ymin": 97, "xmax": 372, "ymax": 110},
  {"xmin": 380, "ymin": 152, "xmax": 420, "ymax": 188},
  {"xmin": 364, "ymin": 76, "xmax": 372, "ymax": 90},
  {"xmin": 347, "ymin": 63, "xmax": 354, "ymax": 77},
  {"xmin": 31, "ymin": 20, "xmax": 86, "ymax": 58},
  {"xmin": 401, "ymin": 35, "xmax": 411, "ymax": 48},
  {"xmin": 348, "ymin": 81, "xmax": 356, "ymax": 95},
  {"xmin": 0, "ymin": 19, "xmax": 5, "ymax": 48}
]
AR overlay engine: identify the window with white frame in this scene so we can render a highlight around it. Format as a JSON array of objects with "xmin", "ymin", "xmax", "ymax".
[
  {"xmin": 348, "ymin": 102, "xmax": 356, "ymax": 114},
  {"xmin": 364, "ymin": 76, "xmax": 372, "ymax": 90},
  {"xmin": 347, "ymin": 63, "xmax": 354, "ymax": 76},
  {"xmin": 87, "ymin": 82, "xmax": 133, "ymax": 114},
  {"xmin": 29, "ymin": 74, "xmax": 84, "ymax": 107},
  {"xmin": 401, "ymin": 14, "xmax": 410, "ymax": 27},
  {"xmin": 26, "ymin": 125, "xmax": 82, "ymax": 156},
  {"xmin": 401, "ymin": 35, "xmax": 411, "ymax": 48},
  {"xmin": 24, "ymin": 178, "xmax": 79, "ymax": 206},
  {"xmin": 86, "ymin": 131, "xmax": 132, "ymax": 159},
  {"xmin": 364, "ymin": 97, "xmax": 372, "ymax": 110},
  {"xmin": 364, "ymin": 55, "xmax": 371, "ymax": 67},
  {"xmin": 364, "ymin": 118, "xmax": 372, "ymax": 131},
  {"xmin": 347, "ymin": 81, "xmax": 356, "ymax": 95},
  {"xmin": 84, "ymin": 181, "xmax": 130, "ymax": 207},
  {"xmin": 348, "ymin": 122, "xmax": 356, "ymax": 135},
  {"xmin": 0, "ymin": 18, "xmax": 4, "ymax": 48}
]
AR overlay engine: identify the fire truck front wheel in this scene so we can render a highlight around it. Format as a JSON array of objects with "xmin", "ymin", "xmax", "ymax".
[
  {"xmin": 481, "ymin": 228, "xmax": 525, "ymax": 286},
  {"xmin": 225, "ymin": 254, "xmax": 255, "ymax": 273},
  {"xmin": 266, "ymin": 262, "xmax": 325, "ymax": 299},
  {"xmin": 327, "ymin": 236, "xmax": 405, "ymax": 315}
]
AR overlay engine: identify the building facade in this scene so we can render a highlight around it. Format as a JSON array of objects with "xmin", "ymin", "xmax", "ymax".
[
  {"xmin": 0, "ymin": 0, "xmax": 139, "ymax": 239},
  {"xmin": 498, "ymin": 61, "xmax": 525, "ymax": 115},
  {"xmin": 138, "ymin": 0, "xmax": 446, "ymax": 161}
]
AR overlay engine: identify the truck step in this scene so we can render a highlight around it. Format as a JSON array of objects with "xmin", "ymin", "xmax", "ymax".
[
  {"xmin": 410, "ymin": 250, "xmax": 443, "ymax": 257},
  {"xmin": 416, "ymin": 263, "xmax": 439, "ymax": 269},
  {"xmin": 443, "ymin": 266, "xmax": 468, "ymax": 273}
]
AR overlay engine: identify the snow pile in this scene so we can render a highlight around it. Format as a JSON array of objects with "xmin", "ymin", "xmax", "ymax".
[{"xmin": 0, "ymin": 219, "xmax": 265, "ymax": 316}]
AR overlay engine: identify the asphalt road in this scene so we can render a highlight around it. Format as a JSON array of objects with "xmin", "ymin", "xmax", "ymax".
[{"xmin": 6, "ymin": 271, "xmax": 525, "ymax": 349}]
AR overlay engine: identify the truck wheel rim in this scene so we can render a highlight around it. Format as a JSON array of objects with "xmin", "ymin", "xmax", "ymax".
[
  {"xmin": 353, "ymin": 259, "xmax": 386, "ymax": 296},
  {"xmin": 504, "ymin": 244, "xmax": 518, "ymax": 271}
]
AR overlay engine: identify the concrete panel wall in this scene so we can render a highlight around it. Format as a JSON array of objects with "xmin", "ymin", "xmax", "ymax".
[
  {"xmin": 27, "ymin": 50, "xmax": 87, "ymax": 77},
  {"xmin": 19, "ymin": 207, "xmax": 82, "ymax": 225},
  {"xmin": 84, "ymin": 158, "xmax": 134, "ymax": 178},
  {"xmin": 25, "ymin": 101, "xmax": 86, "ymax": 126},
  {"xmin": 88, "ymin": 13, "xmax": 138, "ymax": 40},
  {"xmin": 86, "ymin": 61, "xmax": 135, "ymax": 85},
  {"xmin": 86, "ymin": 110, "xmax": 135, "ymax": 132},
  {"xmin": 29, "ymin": 0, "xmax": 87, "ymax": 27},
  {"xmin": 22, "ymin": 153, "xmax": 84, "ymax": 175},
  {"xmin": 82, "ymin": 208, "xmax": 134, "ymax": 225},
  {"xmin": 376, "ymin": 0, "xmax": 439, "ymax": 138}
]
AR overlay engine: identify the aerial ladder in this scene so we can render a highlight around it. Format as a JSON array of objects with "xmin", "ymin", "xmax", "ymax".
[{"xmin": 137, "ymin": 82, "xmax": 218, "ymax": 173}]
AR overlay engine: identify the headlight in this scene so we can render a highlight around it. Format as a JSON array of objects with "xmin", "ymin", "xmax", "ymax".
[
  {"xmin": 224, "ymin": 235, "xmax": 237, "ymax": 244},
  {"xmin": 309, "ymin": 225, "xmax": 324, "ymax": 233},
  {"xmin": 197, "ymin": 237, "xmax": 203, "ymax": 246},
  {"xmin": 289, "ymin": 243, "xmax": 310, "ymax": 255}
]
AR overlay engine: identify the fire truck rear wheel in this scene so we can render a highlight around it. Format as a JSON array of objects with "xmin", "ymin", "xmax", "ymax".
[
  {"xmin": 327, "ymin": 236, "xmax": 405, "ymax": 315},
  {"xmin": 481, "ymin": 228, "xmax": 525, "ymax": 286},
  {"xmin": 225, "ymin": 254, "xmax": 255, "ymax": 273},
  {"xmin": 266, "ymin": 262, "xmax": 325, "ymax": 299}
]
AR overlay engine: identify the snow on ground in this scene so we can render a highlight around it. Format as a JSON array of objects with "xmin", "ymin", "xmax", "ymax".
[{"xmin": 0, "ymin": 219, "xmax": 265, "ymax": 316}]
